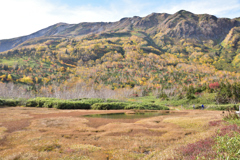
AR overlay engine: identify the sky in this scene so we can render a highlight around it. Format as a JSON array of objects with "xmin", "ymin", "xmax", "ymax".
[{"xmin": 0, "ymin": 0, "xmax": 240, "ymax": 40}]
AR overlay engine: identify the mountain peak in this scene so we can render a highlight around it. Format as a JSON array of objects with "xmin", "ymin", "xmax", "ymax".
[
  {"xmin": 0, "ymin": 10, "xmax": 239, "ymax": 52},
  {"xmin": 175, "ymin": 10, "xmax": 193, "ymax": 15}
]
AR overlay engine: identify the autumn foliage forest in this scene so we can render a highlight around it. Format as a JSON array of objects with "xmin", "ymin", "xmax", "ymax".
[
  {"xmin": 0, "ymin": 32, "xmax": 240, "ymax": 103},
  {"xmin": 0, "ymin": 11, "xmax": 240, "ymax": 106}
]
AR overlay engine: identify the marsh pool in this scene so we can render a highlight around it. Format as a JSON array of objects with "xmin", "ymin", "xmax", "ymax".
[{"xmin": 84, "ymin": 112, "xmax": 169, "ymax": 119}]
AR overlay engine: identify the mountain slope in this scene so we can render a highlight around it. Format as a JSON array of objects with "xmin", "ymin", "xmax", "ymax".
[
  {"xmin": 0, "ymin": 23, "xmax": 72, "ymax": 52},
  {"xmin": 1, "ymin": 10, "xmax": 240, "ymax": 52},
  {"xmin": 1, "ymin": 10, "xmax": 240, "ymax": 98}
]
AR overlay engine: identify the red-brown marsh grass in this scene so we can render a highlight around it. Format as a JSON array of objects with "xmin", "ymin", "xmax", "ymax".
[{"xmin": 0, "ymin": 107, "xmax": 223, "ymax": 160}]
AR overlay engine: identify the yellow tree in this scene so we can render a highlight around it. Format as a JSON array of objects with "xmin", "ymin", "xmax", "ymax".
[{"xmin": 7, "ymin": 74, "xmax": 13, "ymax": 81}]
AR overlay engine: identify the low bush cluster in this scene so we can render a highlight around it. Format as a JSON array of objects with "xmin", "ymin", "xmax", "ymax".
[
  {"xmin": 207, "ymin": 104, "xmax": 239, "ymax": 110},
  {"xmin": 91, "ymin": 102, "xmax": 169, "ymax": 110},
  {"xmin": 26, "ymin": 97, "xmax": 57, "ymax": 107},
  {"xmin": 182, "ymin": 103, "xmax": 239, "ymax": 110},
  {"xmin": 215, "ymin": 132, "xmax": 240, "ymax": 159},
  {"xmin": 52, "ymin": 101, "xmax": 92, "ymax": 109},
  {"xmin": 24, "ymin": 97, "xmax": 169, "ymax": 110},
  {"xmin": 26, "ymin": 98, "xmax": 92, "ymax": 109},
  {"xmin": 91, "ymin": 102, "xmax": 126, "ymax": 110},
  {"xmin": 175, "ymin": 121, "xmax": 240, "ymax": 159},
  {"xmin": 178, "ymin": 137, "xmax": 216, "ymax": 159},
  {"xmin": 0, "ymin": 98, "xmax": 20, "ymax": 106}
]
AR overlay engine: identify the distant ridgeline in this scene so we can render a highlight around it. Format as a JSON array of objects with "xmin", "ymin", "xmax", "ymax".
[{"xmin": 0, "ymin": 10, "xmax": 240, "ymax": 102}]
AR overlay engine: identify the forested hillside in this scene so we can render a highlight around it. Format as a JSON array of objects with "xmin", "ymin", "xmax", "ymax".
[{"xmin": 1, "ymin": 10, "xmax": 240, "ymax": 102}]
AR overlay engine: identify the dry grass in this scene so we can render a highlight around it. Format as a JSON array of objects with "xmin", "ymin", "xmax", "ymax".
[
  {"xmin": 163, "ymin": 117, "xmax": 208, "ymax": 131},
  {"xmin": 0, "ymin": 107, "xmax": 222, "ymax": 160}
]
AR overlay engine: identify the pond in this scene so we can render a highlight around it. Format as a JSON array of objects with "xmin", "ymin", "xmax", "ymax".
[{"xmin": 84, "ymin": 112, "xmax": 170, "ymax": 119}]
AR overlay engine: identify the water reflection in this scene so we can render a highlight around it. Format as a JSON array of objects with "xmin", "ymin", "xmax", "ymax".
[{"xmin": 84, "ymin": 112, "xmax": 169, "ymax": 119}]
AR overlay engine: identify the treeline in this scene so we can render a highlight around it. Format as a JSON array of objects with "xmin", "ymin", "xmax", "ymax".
[
  {"xmin": 0, "ymin": 82, "xmax": 139, "ymax": 100},
  {"xmin": 0, "ymin": 32, "xmax": 240, "ymax": 101},
  {"xmin": 158, "ymin": 81, "xmax": 240, "ymax": 104}
]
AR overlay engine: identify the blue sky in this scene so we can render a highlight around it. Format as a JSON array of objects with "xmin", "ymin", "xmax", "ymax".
[{"xmin": 0, "ymin": 0, "xmax": 240, "ymax": 40}]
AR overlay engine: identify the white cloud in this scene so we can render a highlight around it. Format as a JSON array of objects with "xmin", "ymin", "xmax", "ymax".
[
  {"xmin": 58, "ymin": 0, "xmax": 150, "ymax": 23},
  {"xmin": 0, "ymin": 0, "xmax": 149, "ymax": 40},
  {"xmin": 0, "ymin": 0, "xmax": 60, "ymax": 39},
  {"xmin": 0, "ymin": 0, "xmax": 239, "ymax": 40}
]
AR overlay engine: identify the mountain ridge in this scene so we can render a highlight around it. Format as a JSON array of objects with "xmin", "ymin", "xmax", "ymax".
[{"xmin": 1, "ymin": 10, "xmax": 240, "ymax": 52}]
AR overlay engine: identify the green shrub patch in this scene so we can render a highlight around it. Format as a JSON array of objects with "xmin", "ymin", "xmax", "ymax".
[
  {"xmin": 23, "ymin": 97, "xmax": 169, "ymax": 110},
  {"xmin": 91, "ymin": 102, "xmax": 126, "ymax": 110},
  {"xmin": 0, "ymin": 98, "xmax": 19, "ymax": 106},
  {"xmin": 52, "ymin": 101, "xmax": 92, "ymax": 109},
  {"xmin": 91, "ymin": 102, "xmax": 169, "ymax": 110},
  {"xmin": 25, "ymin": 97, "xmax": 57, "ymax": 107},
  {"xmin": 207, "ymin": 104, "xmax": 239, "ymax": 110}
]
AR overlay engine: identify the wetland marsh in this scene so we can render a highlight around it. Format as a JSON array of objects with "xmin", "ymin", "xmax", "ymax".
[{"xmin": 0, "ymin": 107, "xmax": 222, "ymax": 159}]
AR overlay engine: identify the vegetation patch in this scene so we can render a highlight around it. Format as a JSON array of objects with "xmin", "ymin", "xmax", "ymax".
[
  {"xmin": 70, "ymin": 144, "xmax": 101, "ymax": 152},
  {"xmin": 0, "ymin": 127, "xmax": 7, "ymax": 139},
  {"xmin": 174, "ymin": 110, "xmax": 240, "ymax": 159},
  {"xmin": 24, "ymin": 97, "xmax": 169, "ymax": 110},
  {"xmin": 34, "ymin": 143, "xmax": 61, "ymax": 152},
  {"xmin": 207, "ymin": 104, "xmax": 239, "ymax": 110},
  {"xmin": 163, "ymin": 117, "xmax": 208, "ymax": 130},
  {"xmin": 0, "ymin": 98, "xmax": 20, "ymax": 106}
]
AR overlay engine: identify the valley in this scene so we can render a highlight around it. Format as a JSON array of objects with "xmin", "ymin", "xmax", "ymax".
[{"xmin": 0, "ymin": 9, "xmax": 240, "ymax": 159}]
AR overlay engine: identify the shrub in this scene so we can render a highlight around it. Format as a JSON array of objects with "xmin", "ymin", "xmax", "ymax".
[
  {"xmin": 52, "ymin": 101, "xmax": 91, "ymax": 109},
  {"xmin": 0, "ymin": 99, "xmax": 19, "ymax": 106},
  {"xmin": 26, "ymin": 97, "xmax": 57, "ymax": 107},
  {"xmin": 69, "ymin": 98, "xmax": 86, "ymax": 101},
  {"xmin": 42, "ymin": 101, "xmax": 54, "ymax": 108},
  {"xmin": 106, "ymin": 99, "xmax": 121, "ymax": 102},
  {"xmin": 25, "ymin": 98, "xmax": 103, "ymax": 109},
  {"xmin": 195, "ymin": 105, "xmax": 202, "ymax": 109},
  {"xmin": 215, "ymin": 132, "xmax": 240, "ymax": 159},
  {"xmin": 207, "ymin": 104, "xmax": 239, "ymax": 110},
  {"xmin": 208, "ymin": 120, "xmax": 222, "ymax": 127},
  {"xmin": 178, "ymin": 137, "xmax": 216, "ymax": 159},
  {"xmin": 4, "ymin": 99, "xmax": 20, "ymax": 106},
  {"xmin": 175, "ymin": 123, "xmax": 240, "ymax": 159},
  {"xmin": 209, "ymin": 82, "xmax": 220, "ymax": 89},
  {"xmin": 25, "ymin": 99, "xmax": 38, "ymax": 107},
  {"xmin": 124, "ymin": 104, "xmax": 145, "ymax": 110},
  {"xmin": 35, "ymin": 144, "xmax": 61, "ymax": 152},
  {"xmin": 0, "ymin": 99, "xmax": 5, "ymax": 106},
  {"xmin": 81, "ymin": 98, "xmax": 105, "ymax": 105},
  {"xmin": 72, "ymin": 101, "xmax": 91, "ymax": 109},
  {"xmin": 24, "ymin": 98, "xmax": 169, "ymax": 110},
  {"xmin": 141, "ymin": 103, "xmax": 169, "ymax": 110},
  {"xmin": 166, "ymin": 98, "xmax": 188, "ymax": 106},
  {"xmin": 91, "ymin": 102, "xmax": 169, "ymax": 110},
  {"xmin": 91, "ymin": 102, "xmax": 126, "ymax": 110}
]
